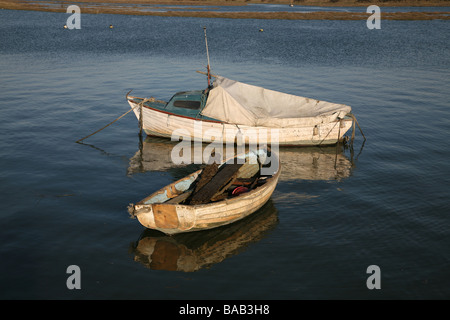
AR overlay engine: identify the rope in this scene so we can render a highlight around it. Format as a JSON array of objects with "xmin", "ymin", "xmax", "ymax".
[
  {"xmin": 349, "ymin": 113, "xmax": 366, "ymax": 143},
  {"xmin": 75, "ymin": 98, "xmax": 150, "ymax": 143},
  {"xmin": 335, "ymin": 119, "xmax": 342, "ymax": 169},
  {"xmin": 316, "ymin": 119, "xmax": 339, "ymax": 146},
  {"xmin": 139, "ymin": 100, "xmax": 143, "ymax": 137},
  {"xmin": 317, "ymin": 113, "xmax": 365, "ymax": 147}
]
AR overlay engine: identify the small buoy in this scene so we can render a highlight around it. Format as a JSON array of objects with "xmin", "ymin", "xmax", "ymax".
[
  {"xmin": 109, "ymin": 25, "xmax": 113, "ymax": 29},
  {"xmin": 259, "ymin": 28, "xmax": 264, "ymax": 32},
  {"xmin": 63, "ymin": 25, "xmax": 67, "ymax": 29}
]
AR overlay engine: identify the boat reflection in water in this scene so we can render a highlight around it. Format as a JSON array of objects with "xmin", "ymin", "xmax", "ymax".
[
  {"xmin": 276, "ymin": 144, "xmax": 352, "ymax": 182},
  {"xmin": 127, "ymin": 136, "xmax": 353, "ymax": 182},
  {"xmin": 127, "ymin": 136, "xmax": 354, "ymax": 271},
  {"xmin": 130, "ymin": 200, "xmax": 278, "ymax": 272}
]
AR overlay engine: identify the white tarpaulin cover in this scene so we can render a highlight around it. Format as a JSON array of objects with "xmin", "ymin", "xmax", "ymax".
[{"xmin": 201, "ymin": 76, "xmax": 352, "ymax": 128}]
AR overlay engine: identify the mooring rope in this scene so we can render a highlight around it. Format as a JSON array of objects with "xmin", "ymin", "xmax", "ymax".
[
  {"xmin": 75, "ymin": 98, "xmax": 150, "ymax": 143},
  {"xmin": 316, "ymin": 113, "xmax": 365, "ymax": 147},
  {"xmin": 139, "ymin": 100, "xmax": 143, "ymax": 137},
  {"xmin": 316, "ymin": 119, "xmax": 339, "ymax": 146},
  {"xmin": 349, "ymin": 113, "xmax": 366, "ymax": 143}
]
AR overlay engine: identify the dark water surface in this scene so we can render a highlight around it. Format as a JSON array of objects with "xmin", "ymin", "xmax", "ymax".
[{"xmin": 0, "ymin": 9, "xmax": 449, "ymax": 299}]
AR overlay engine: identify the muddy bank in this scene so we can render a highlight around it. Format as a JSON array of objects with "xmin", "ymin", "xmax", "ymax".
[
  {"xmin": 1, "ymin": 0, "xmax": 449, "ymax": 20},
  {"xmin": 5, "ymin": 0, "xmax": 449, "ymax": 7}
]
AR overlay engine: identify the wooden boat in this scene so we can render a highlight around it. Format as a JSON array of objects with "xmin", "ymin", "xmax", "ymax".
[
  {"xmin": 128, "ymin": 148, "xmax": 280, "ymax": 235},
  {"xmin": 126, "ymin": 28, "xmax": 359, "ymax": 147},
  {"xmin": 126, "ymin": 75, "xmax": 354, "ymax": 146}
]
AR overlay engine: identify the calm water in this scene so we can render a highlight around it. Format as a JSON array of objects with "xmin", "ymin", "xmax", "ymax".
[{"xmin": 0, "ymin": 9, "xmax": 449, "ymax": 300}]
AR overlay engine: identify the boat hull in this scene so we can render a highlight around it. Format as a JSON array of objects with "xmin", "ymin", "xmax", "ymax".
[
  {"xmin": 128, "ymin": 98, "xmax": 353, "ymax": 146},
  {"xmin": 129, "ymin": 150, "xmax": 281, "ymax": 235}
]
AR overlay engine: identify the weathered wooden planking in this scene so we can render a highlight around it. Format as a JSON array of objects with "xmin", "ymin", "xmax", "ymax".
[
  {"xmin": 191, "ymin": 163, "xmax": 219, "ymax": 196},
  {"xmin": 210, "ymin": 163, "xmax": 260, "ymax": 201},
  {"xmin": 153, "ymin": 204, "xmax": 179, "ymax": 229},
  {"xmin": 165, "ymin": 190, "xmax": 193, "ymax": 204},
  {"xmin": 128, "ymin": 97, "xmax": 354, "ymax": 146},
  {"xmin": 189, "ymin": 163, "xmax": 244, "ymax": 205}
]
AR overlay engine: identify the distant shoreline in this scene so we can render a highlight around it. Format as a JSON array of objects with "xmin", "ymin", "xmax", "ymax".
[
  {"xmin": 3, "ymin": 0, "xmax": 449, "ymax": 7},
  {"xmin": 1, "ymin": 0, "xmax": 449, "ymax": 20}
]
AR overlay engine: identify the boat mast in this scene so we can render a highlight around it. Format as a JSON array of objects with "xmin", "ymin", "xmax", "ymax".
[{"xmin": 203, "ymin": 26, "xmax": 212, "ymax": 88}]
